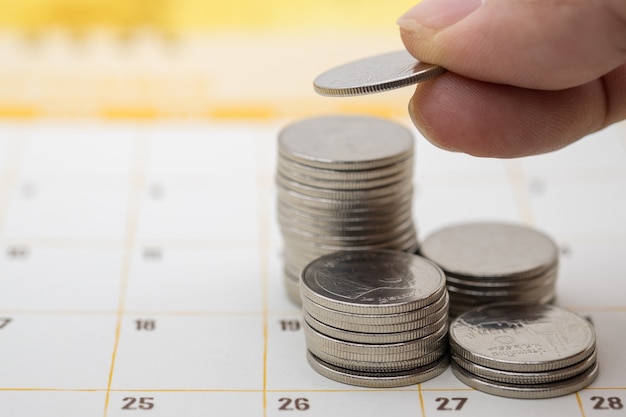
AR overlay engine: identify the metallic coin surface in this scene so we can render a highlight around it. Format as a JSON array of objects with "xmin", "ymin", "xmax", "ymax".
[
  {"xmin": 304, "ymin": 309, "xmax": 448, "ymax": 344},
  {"xmin": 451, "ymin": 360, "xmax": 599, "ymax": 399},
  {"xmin": 306, "ymin": 350, "xmax": 449, "ymax": 388},
  {"xmin": 278, "ymin": 115, "xmax": 414, "ymax": 170},
  {"xmin": 277, "ymin": 156, "xmax": 413, "ymax": 182},
  {"xmin": 309, "ymin": 343, "xmax": 449, "ymax": 372},
  {"xmin": 278, "ymin": 207, "xmax": 414, "ymax": 235},
  {"xmin": 313, "ymin": 50, "xmax": 445, "ymax": 97},
  {"xmin": 304, "ymin": 319, "xmax": 448, "ymax": 358},
  {"xmin": 301, "ymin": 250, "xmax": 446, "ymax": 314},
  {"xmin": 420, "ymin": 222, "xmax": 559, "ymax": 279},
  {"xmin": 445, "ymin": 266, "xmax": 558, "ymax": 289},
  {"xmin": 284, "ymin": 221, "xmax": 417, "ymax": 243},
  {"xmin": 450, "ymin": 303, "xmax": 596, "ymax": 372},
  {"xmin": 276, "ymin": 173, "xmax": 413, "ymax": 200},
  {"xmin": 452, "ymin": 349, "xmax": 597, "ymax": 385},
  {"xmin": 277, "ymin": 185, "xmax": 414, "ymax": 211},
  {"xmin": 302, "ymin": 291, "xmax": 448, "ymax": 328}
]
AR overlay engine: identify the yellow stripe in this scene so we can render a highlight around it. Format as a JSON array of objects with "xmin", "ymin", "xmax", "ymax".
[
  {"xmin": 0, "ymin": 106, "xmax": 38, "ymax": 119},
  {"xmin": 0, "ymin": 0, "xmax": 416, "ymax": 30}
]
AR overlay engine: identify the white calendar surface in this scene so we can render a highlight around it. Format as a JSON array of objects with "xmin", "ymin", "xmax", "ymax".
[{"xmin": 0, "ymin": 119, "xmax": 625, "ymax": 417}]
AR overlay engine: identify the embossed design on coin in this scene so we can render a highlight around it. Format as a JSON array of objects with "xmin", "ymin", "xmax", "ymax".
[
  {"xmin": 450, "ymin": 303, "xmax": 595, "ymax": 372},
  {"xmin": 301, "ymin": 250, "xmax": 446, "ymax": 314},
  {"xmin": 448, "ymin": 303, "xmax": 598, "ymax": 399},
  {"xmin": 300, "ymin": 250, "xmax": 450, "ymax": 387}
]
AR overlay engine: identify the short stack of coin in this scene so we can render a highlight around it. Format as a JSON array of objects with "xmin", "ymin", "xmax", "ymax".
[
  {"xmin": 449, "ymin": 303, "xmax": 599, "ymax": 398},
  {"xmin": 276, "ymin": 115, "xmax": 419, "ymax": 304},
  {"xmin": 419, "ymin": 222, "xmax": 559, "ymax": 317},
  {"xmin": 300, "ymin": 250, "xmax": 450, "ymax": 387}
]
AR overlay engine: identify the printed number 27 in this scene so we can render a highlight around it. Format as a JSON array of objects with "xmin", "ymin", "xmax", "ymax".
[{"xmin": 436, "ymin": 397, "xmax": 468, "ymax": 411}]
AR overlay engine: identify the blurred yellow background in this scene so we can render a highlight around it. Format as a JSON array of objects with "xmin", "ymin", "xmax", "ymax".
[
  {"xmin": 0, "ymin": 0, "xmax": 418, "ymax": 120},
  {"xmin": 0, "ymin": 0, "xmax": 413, "ymax": 31}
]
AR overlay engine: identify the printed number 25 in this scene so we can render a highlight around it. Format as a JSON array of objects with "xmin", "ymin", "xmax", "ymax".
[{"xmin": 122, "ymin": 397, "xmax": 154, "ymax": 410}]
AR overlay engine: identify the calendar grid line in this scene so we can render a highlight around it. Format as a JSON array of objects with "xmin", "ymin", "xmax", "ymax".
[
  {"xmin": 575, "ymin": 392, "xmax": 588, "ymax": 417},
  {"xmin": 2, "ymin": 385, "xmax": 625, "ymax": 393},
  {"xmin": 2, "ymin": 234, "xmax": 626, "ymax": 248},
  {"xmin": 417, "ymin": 383, "xmax": 427, "ymax": 417},
  {"xmin": 102, "ymin": 133, "xmax": 152, "ymax": 417},
  {"xmin": 0, "ymin": 238, "xmax": 260, "ymax": 249},
  {"xmin": 257, "ymin": 127, "xmax": 273, "ymax": 417},
  {"xmin": 0, "ymin": 309, "xmax": 268, "ymax": 316},
  {"xmin": 0, "ymin": 305, "xmax": 624, "ymax": 316}
]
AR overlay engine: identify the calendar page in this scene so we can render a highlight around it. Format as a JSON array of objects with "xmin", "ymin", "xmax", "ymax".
[
  {"xmin": 0, "ymin": 118, "xmax": 625, "ymax": 417},
  {"xmin": 1, "ymin": 3, "xmax": 626, "ymax": 413}
]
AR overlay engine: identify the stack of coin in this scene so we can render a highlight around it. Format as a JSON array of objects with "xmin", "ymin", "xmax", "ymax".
[
  {"xmin": 300, "ymin": 250, "xmax": 450, "ymax": 387},
  {"xmin": 276, "ymin": 115, "xmax": 419, "ymax": 304},
  {"xmin": 449, "ymin": 303, "xmax": 599, "ymax": 398},
  {"xmin": 419, "ymin": 222, "xmax": 559, "ymax": 317}
]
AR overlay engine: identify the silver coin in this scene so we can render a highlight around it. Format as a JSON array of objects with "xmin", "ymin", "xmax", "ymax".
[
  {"xmin": 278, "ymin": 208, "xmax": 415, "ymax": 231},
  {"xmin": 286, "ymin": 230, "xmax": 419, "ymax": 257},
  {"xmin": 450, "ymin": 360, "xmax": 599, "ymax": 399},
  {"xmin": 420, "ymin": 222, "xmax": 559, "ymax": 279},
  {"xmin": 306, "ymin": 350, "xmax": 449, "ymax": 388},
  {"xmin": 304, "ymin": 308, "xmax": 448, "ymax": 344},
  {"xmin": 278, "ymin": 195, "xmax": 415, "ymax": 220},
  {"xmin": 277, "ymin": 156, "xmax": 414, "ymax": 182},
  {"xmin": 446, "ymin": 276, "xmax": 556, "ymax": 299},
  {"xmin": 449, "ymin": 303, "xmax": 596, "ymax": 372},
  {"xmin": 448, "ymin": 289, "xmax": 558, "ymax": 313},
  {"xmin": 277, "ymin": 171, "xmax": 411, "ymax": 192},
  {"xmin": 278, "ymin": 115, "xmax": 414, "ymax": 170},
  {"xmin": 278, "ymin": 208, "xmax": 414, "ymax": 235},
  {"xmin": 313, "ymin": 50, "xmax": 445, "ymax": 97},
  {"xmin": 276, "ymin": 173, "xmax": 413, "ymax": 200},
  {"xmin": 301, "ymin": 290, "xmax": 449, "ymax": 329},
  {"xmin": 280, "ymin": 222, "xmax": 417, "ymax": 246},
  {"xmin": 277, "ymin": 185, "xmax": 414, "ymax": 211},
  {"xmin": 301, "ymin": 250, "xmax": 446, "ymax": 315},
  {"xmin": 309, "ymin": 342, "xmax": 449, "ymax": 372},
  {"xmin": 445, "ymin": 265, "xmax": 558, "ymax": 289},
  {"xmin": 304, "ymin": 318, "xmax": 448, "ymax": 358},
  {"xmin": 452, "ymin": 349, "xmax": 597, "ymax": 385}
]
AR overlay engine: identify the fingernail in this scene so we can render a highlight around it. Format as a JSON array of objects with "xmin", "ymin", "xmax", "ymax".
[{"xmin": 397, "ymin": 0, "xmax": 483, "ymax": 31}]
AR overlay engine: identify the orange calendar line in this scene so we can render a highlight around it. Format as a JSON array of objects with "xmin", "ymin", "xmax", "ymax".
[
  {"xmin": 575, "ymin": 392, "xmax": 588, "ymax": 417},
  {"xmin": 102, "ymin": 135, "xmax": 151, "ymax": 417}
]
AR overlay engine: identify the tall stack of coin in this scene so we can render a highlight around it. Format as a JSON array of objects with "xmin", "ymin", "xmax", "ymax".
[
  {"xmin": 300, "ymin": 250, "xmax": 450, "ymax": 387},
  {"xmin": 276, "ymin": 115, "xmax": 419, "ymax": 304},
  {"xmin": 419, "ymin": 222, "xmax": 559, "ymax": 317},
  {"xmin": 449, "ymin": 303, "xmax": 599, "ymax": 398}
]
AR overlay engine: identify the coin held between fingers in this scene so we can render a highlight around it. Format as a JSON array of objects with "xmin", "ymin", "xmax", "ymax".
[{"xmin": 313, "ymin": 50, "xmax": 445, "ymax": 97}]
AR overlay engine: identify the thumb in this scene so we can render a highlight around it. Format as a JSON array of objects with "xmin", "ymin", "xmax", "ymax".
[{"xmin": 397, "ymin": 0, "xmax": 626, "ymax": 90}]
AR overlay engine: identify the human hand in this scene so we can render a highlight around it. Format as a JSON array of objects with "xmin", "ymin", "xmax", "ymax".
[{"xmin": 397, "ymin": 0, "xmax": 626, "ymax": 158}]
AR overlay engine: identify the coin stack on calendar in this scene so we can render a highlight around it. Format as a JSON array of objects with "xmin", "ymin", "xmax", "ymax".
[
  {"xmin": 449, "ymin": 303, "xmax": 599, "ymax": 398},
  {"xmin": 300, "ymin": 250, "xmax": 450, "ymax": 387},
  {"xmin": 276, "ymin": 115, "xmax": 419, "ymax": 304},
  {"xmin": 419, "ymin": 222, "xmax": 560, "ymax": 317}
]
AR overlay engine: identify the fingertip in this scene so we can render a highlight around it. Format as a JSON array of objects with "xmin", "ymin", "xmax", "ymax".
[
  {"xmin": 407, "ymin": 73, "xmax": 605, "ymax": 158},
  {"xmin": 408, "ymin": 80, "xmax": 463, "ymax": 153}
]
